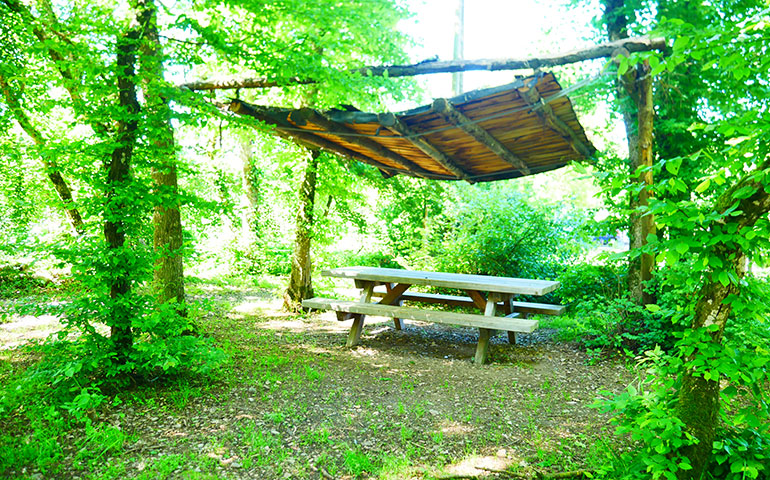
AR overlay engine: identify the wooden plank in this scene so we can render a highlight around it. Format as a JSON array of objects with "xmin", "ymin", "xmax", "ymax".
[
  {"xmin": 323, "ymin": 267, "xmax": 559, "ymax": 296},
  {"xmin": 511, "ymin": 301, "xmax": 566, "ymax": 316},
  {"xmin": 370, "ymin": 291, "xmax": 565, "ymax": 315},
  {"xmin": 431, "ymin": 98, "xmax": 531, "ymax": 175},
  {"xmin": 229, "ymin": 101, "xmax": 415, "ymax": 177},
  {"xmin": 294, "ymin": 109, "xmax": 437, "ymax": 179},
  {"xmin": 372, "ymin": 290, "xmax": 477, "ymax": 308},
  {"xmin": 381, "ymin": 117, "xmax": 475, "ymax": 183},
  {"xmin": 517, "ymin": 85, "xmax": 594, "ymax": 159},
  {"xmin": 300, "ymin": 298, "xmax": 539, "ymax": 332}
]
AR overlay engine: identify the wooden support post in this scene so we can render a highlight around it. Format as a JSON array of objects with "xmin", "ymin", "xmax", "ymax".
[
  {"xmin": 346, "ymin": 315, "xmax": 365, "ymax": 347},
  {"xmin": 475, "ymin": 328, "xmax": 493, "ymax": 364},
  {"xmin": 384, "ymin": 283, "xmax": 406, "ymax": 330},
  {"xmin": 346, "ymin": 282, "xmax": 374, "ymax": 347},
  {"xmin": 501, "ymin": 296, "xmax": 518, "ymax": 344},
  {"xmin": 432, "ymin": 98, "xmax": 531, "ymax": 175},
  {"xmin": 475, "ymin": 293, "xmax": 499, "ymax": 364}
]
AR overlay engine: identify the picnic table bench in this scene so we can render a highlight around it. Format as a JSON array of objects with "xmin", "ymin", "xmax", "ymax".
[{"xmin": 302, "ymin": 266, "xmax": 564, "ymax": 364}]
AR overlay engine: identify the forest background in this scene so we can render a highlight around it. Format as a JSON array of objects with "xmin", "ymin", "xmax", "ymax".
[{"xmin": 1, "ymin": 0, "xmax": 769, "ymax": 479}]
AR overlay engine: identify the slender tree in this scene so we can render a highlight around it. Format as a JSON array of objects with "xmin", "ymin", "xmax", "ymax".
[
  {"xmin": 603, "ymin": 0, "xmax": 656, "ymax": 305},
  {"xmin": 0, "ymin": 75, "xmax": 84, "ymax": 234},
  {"xmin": 133, "ymin": 0, "xmax": 188, "ymax": 318},
  {"xmin": 284, "ymin": 149, "xmax": 321, "ymax": 310}
]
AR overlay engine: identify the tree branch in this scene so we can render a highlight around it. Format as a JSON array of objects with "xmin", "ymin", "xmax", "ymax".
[{"xmin": 178, "ymin": 36, "xmax": 667, "ymax": 91}]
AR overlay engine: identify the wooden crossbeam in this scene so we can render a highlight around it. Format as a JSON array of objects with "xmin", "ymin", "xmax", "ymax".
[
  {"xmin": 431, "ymin": 98, "xmax": 531, "ymax": 175},
  {"xmin": 379, "ymin": 117, "xmax": 475, "ymax": 183},
  {"xmin": 293, "ymin": 109, "xmax": 437, "ymax": 179},
  {"xmin": 180, "ymin": 37, "xmax": 667, "ymax": 91},
  {"xmin": 517, "ymin": 85, "xmax": 595, "ymax": 159},
  {"xmin": 229, "ymin": 100, "xmax": 411, "ymax": 178}
]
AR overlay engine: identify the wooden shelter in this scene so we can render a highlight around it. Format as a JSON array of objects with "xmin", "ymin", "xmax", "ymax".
[{"xmin": 229, "ymin": 71, "xmax": 595, "ymax": 183}]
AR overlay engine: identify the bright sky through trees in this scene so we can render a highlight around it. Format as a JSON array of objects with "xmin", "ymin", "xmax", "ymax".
[{"xmin": 401, "ymin": 0, "xmax": 603, "ymax": 98}]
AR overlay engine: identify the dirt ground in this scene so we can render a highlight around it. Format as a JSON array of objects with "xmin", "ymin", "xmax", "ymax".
[{"xmin": 2, "ymin": 284, "xmax": 635, "ymax": 479}]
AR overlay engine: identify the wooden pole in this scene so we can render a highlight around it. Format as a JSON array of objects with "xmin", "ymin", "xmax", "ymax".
[{"xmin": 179, "ymin": 36, "xmax": 667, "ymax": 91}]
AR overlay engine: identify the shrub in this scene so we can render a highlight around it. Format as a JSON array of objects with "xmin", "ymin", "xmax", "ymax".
[{"xmin": 428, "ymin": 189, "xmax": 590, "ymax": 280}]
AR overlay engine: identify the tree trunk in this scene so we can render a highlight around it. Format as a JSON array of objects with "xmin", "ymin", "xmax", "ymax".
[
  {"xmin": 675, "ymin": 173, "xmax": 770, "ymax": 478},
  {"xmin": 0, "ymin": 75, "xmax": 85, "ymax": 234},
  {"xmin": 283, "ymin": 149, "xmax": 321, "ymax": 311},
  {"xmin": 134, "ymin": 0, "xmax": 187, "ymax": 316},
  {"xmin": 604, "ymin": 0, "xmax": 655, "ymax": 305},
  {"xmin": 240, "ymin": 138, "xmax": 262, "ymax": 247},
  {"xmin": 627, "ymin": 62, "xmax": 656, "ymax": 305},
  {"xmin": 104, "ymin": 26, "xmax": 141, "ymax": 358}
]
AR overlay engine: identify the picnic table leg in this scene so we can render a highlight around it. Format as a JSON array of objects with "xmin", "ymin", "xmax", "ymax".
[
  {"xmin": 347, "ymin": 314, "xmax": 365, "ymax": 347},
  {"xmin": 346, "ymin": 282, "xmax": 375, "ymax": 347},
  {"xmin": 385, "ymin": 283, "xmax": 405, "ymax": 330},
  {"xmin": 474, "ymin": 293, "xmax": 499, "ymax": 364},
  {"xmin": 502, "ymin": 297, "xmax": 518, "ymax": 345}
]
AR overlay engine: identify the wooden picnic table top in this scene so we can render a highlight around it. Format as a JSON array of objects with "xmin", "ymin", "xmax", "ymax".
[{"xmin": 321, "ymin": 266, "xmax": 560, "ymax": 296}]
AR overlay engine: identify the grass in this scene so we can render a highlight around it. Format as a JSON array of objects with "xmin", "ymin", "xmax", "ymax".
[{"xmin": 0, "ymin": 278, "xmax": 635, "ymax": 479}]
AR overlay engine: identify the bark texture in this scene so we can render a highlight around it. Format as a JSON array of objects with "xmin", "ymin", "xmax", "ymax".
[
  {"xmin": 675, "ymin": 166, "xmax": 770, "ymax": 479},
  {"xmin": 283, "ymin": 150, "xmax": 321, "ymax": 311},
  {"xmin": 134, "ymin": 0, "xmax": 187, "ymax": 315},
  {"xmin": 0, "ymin": 74, "xmax": 84, "ymax": 234}
]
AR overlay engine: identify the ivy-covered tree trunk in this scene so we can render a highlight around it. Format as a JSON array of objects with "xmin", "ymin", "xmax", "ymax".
[
  {"xmin": 134, "ymin": 0, "xmax": 187, "ymax": 315},
  {"xmin": 676, "ymin": 171, "xmax": 770, "ymax": 479},
  {"xmin": 105, "ymin": 27, "xmax": 141, "ymax": 357},
  {"xmin": 283, "ymin": 149, "xmax": 320, "ymax": 311},
  {"xmin": 604, "ymin": 0, "xmax": 656, "ymax": 305},
  {"xmin": 0, "ymin": 75, "xmax": 84, "ymax": 234}
]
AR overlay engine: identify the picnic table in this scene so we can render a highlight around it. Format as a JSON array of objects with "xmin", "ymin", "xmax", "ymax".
[{"xmin": 302, "ymin": 266, "xmax": 564, "ymax": 364}]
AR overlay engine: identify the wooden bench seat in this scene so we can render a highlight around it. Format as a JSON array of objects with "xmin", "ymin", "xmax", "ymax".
[
  {"xmin": 302, "ymin": 297, "xmax": 537, "ymax": 332},
  {"xmin": 302, "ymin": 297, "xmax": 538, "ymax": 363},
  {"xmin": 370, "ymin": 291, "xmax": 566, "ymax": 316}
]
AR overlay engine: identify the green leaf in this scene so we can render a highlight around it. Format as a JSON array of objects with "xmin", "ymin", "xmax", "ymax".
[
  {"xmin": 665, "ymin": 158, "xmax": 682, "ymax": 176},
  {"xmin": 646, "ymin": 304, "xmax": 661, "ymax": 313},
  {"xmin": 673, "ymin": 36, "xmax": 690, "ymax": 52},
  {"xmin": 718, "ymin": 271, "xmax": 730, "ymax": 287},
  {"xmin": 695, "ymin": 179, "xmax": 710, "ymax": 193},
  {"xmin": 675, "ymin": 243, "xmax": 689, "ymax": 254}
]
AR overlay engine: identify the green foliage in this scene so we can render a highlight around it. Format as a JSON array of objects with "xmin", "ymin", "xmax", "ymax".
[
  {"xmin": 374, "ymin": 177, "xmax": 449, "ymax": 257},
  {"xmin": 711, "ymin": 427, "xmax": 769, "ymax": 480},
  {"xmin": 429, "ymin": 188, "xmax": 590, "ymax": 280},
  {"xmin": 595, "ymin": 347, "xmax": 697, "ymax": 479},
  {"xmin": 344, "ymin": 448, "xmax": 379, "ymax": 478}
]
